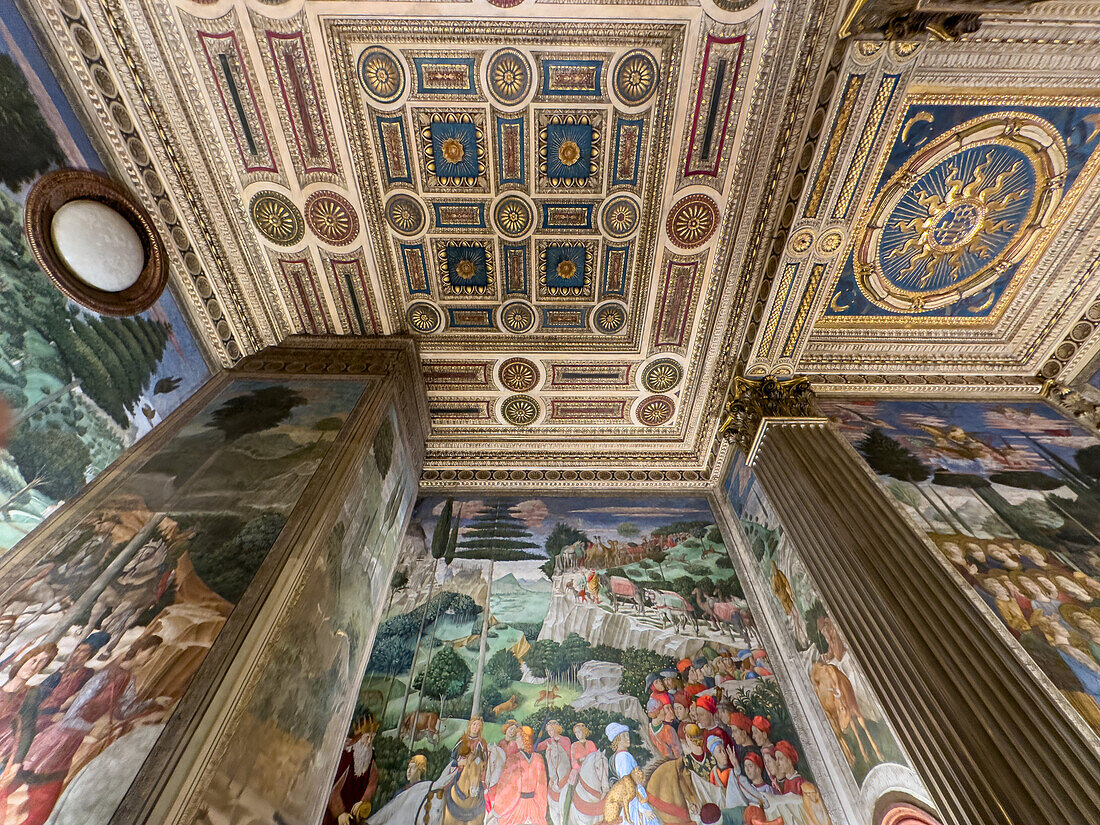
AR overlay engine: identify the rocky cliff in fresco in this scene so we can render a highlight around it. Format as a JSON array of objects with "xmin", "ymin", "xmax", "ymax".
[
  {"xmin": 332, "ymin": 495, "xmax": 832, "ymax": 825},
  {"xmin": 0, "ymin": 5, "xmax": 208, "ymax": 552}
]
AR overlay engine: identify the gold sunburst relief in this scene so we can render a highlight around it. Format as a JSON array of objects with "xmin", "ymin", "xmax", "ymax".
[{"xmin": 853, "ymin": 112, "xmax": 1067, "ymax": 314}]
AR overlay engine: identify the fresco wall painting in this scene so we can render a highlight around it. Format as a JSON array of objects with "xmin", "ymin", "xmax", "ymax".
[
  {"xmin": 168, "ymin": 403, "xmax": 419, "ymax": 825},
  {"xmin": 722, "ymin": 454, "xmax": 914, "ymax": 799},
  {"xmin": 334, "ymin": 494, "xmax": 833, "ymax": 825},
  {"xmin": 0, "ymin": 377, "xmax": 366, "ymax": 825},
  {"xmin": 0, "ymin": 4, "xmax": 209, "ymax": 552},
  {"xmin": 820, "ymin": 399, "xmax": 1100, "ymax": 738}
]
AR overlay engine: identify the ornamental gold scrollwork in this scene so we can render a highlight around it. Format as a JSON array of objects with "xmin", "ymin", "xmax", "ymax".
[
  {"xmin": 853, "ymin": 112, "xmax": 1066, "ymax": 314},
  {"xmin": 1040, "ymin": 379, "xmax": 1100, "ymax": 435},
  {"xmin": 718, "ymin": 375, "xmax": 817, "ymax": 454}
]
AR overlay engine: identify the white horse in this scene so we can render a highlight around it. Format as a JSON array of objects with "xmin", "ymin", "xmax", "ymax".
[
  {"xmin": 544, "ymin": 740, "xmax": 572, "ymax": 825},
  {"xmin": 367, "ymin": 780, "xmax": 433, "ymax": 825},
  {"xmin": 567, "ymin": 750, "xmax": 610, "ymax": 825}
]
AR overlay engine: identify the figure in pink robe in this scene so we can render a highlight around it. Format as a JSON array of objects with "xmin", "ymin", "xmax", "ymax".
[{"xmin": 493, "ymin": 726, "xmax": 548, "ymax": 825}]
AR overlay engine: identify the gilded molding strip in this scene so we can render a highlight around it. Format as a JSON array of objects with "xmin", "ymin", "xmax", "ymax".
[
  {"xmin": 781, "ymin": 263, "xmax": 825, "ymax": 358},
  {"xmin": 804, "ymin": 74, "xmax": 863, "ymax": 219},
  {"xmin": 831, "ymin": 74, "xmax": 899, "ymax": 220},
  {"xmin": 757, "ymin": 262, "xmax": 798, "ymax": 359}
]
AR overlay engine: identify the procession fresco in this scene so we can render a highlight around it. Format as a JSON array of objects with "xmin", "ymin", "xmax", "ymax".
[
  {"xmin": 333, "ymin": 495, "xmax": 832, "ymax": 825},
  {"xmin": 182, "ymin": 405, "xmax": 419, "ymax": 825},
  {"xmin": 821, "ymin": 399, "xmax": 1100, "ymax": 735},
  {"xmin": 0, "ymin": 378, "xmax": 365, "ymax": 825},
  {"xmin": 723, "ymin": 454, "xmax": 909, "ymax": 787},
  {"xmin": 0, "ymin": 4, "xmax": 209, "ymax": 552}
]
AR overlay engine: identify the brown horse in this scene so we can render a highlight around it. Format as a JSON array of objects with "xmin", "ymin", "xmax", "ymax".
[
  {"xmin": 810, "ymin": 658, "xmax": 884, "ymax": 767},
  {"xmin": 644, "ymin": 759, "xmax": 722, "ymax": 825},
  {"xmin": 418, "ymin": 751, "xmax": 488, "ymax": 825}
]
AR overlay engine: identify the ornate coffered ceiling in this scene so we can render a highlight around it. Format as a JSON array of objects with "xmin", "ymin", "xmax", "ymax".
[
  {"xmin": 740, "ymin": 5, "xmax": 1100, "ymax": 397},
  {"xmin": 22, "ymin": 0, "xmax": 841, "ymax": 485},
  {"xmin": 22, "ymin": 0, "xmax": 1100, "ymax": 486}
]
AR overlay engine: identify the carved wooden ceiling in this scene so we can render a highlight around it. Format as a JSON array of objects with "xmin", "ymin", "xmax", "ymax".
[{"xmin": 20, "ymin": 0, "xmax": 1100, "ymax": 486}]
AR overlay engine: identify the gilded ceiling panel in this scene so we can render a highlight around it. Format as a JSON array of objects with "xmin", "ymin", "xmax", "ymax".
[
  {"xmin": 323, "ymin": 19, "xmax": 682, "ymax": 351},
  {"xmin": 17, "ymin": 0, "xmax": 841, "ymax": 482},
  {"xmin": 746, "ymin": 30, "xmax": 1100, "ymax": 386}
]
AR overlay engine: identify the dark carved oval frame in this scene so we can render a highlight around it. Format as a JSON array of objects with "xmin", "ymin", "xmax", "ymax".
[{"xmin": 24, "ymin": 168, "xmax": 167, "ymax": 316}]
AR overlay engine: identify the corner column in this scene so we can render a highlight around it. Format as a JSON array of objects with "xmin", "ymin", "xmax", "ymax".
[{"xmin": 721, "ymin": 376, "xmax": 1100, "ymax": 825}]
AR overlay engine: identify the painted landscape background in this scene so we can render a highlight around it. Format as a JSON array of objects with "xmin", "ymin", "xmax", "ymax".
[
  {"xmin": 723, "ymin": 453, "xmax": 910, "ymax": 789},
  {"xmin": 334, "ymin": 495, "xmax": 833, "ymax": 825},
  {"xmin": 0, "ymin": 378, "xmax": 364, "ymax": 825},
  {"xmin": 188, "ymin": 405, "xmax": 419, "ymax": 825},
  {"xmin": 821, "ymin": 399, "xmax": 1100, "ymax": 736},
  {"xmin": 0, "ymin": 4, "xmax": 209, "ymax": 552}
]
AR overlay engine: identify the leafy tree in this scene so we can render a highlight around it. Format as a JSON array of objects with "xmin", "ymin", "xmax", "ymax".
[
  {"xmin": 526, "ymin": 638, "xmax": 563, "ymax": 678},
  {"xmin": 208, "ymin": 386, "xmax": 307, "ymax": 441},
  {"xmin": 805, "ymin": 600, "xmax": 829, "ymax": 655},
  {"xmin": 312, "ymin": 416, "xmax": 343, "ymax": 442},
  {"xmin": 589, "ymin": 644, "xmax": 623, "ymax": 665},
  {"xmin": 858, "ymin": 428, "xmax": 929, "ymax": 482},
  {"xmin": 861, "ymin": 429, "xmax": 964, "ymax": 530},
  {"xmin": 541, "ymin": 521, "xmax": 588, "ymax": 576},
  {"xmin": 0, "ymin": 54, "xmax": 64, "ymax": 190},
  {"xmin": 617, "ymin": 522, "xmax": 640, "ymax": 538},
  {"xmin": 486, "ymin": 648, "xmax": 522, "ymax": 683},
  {"xmin": 373, "ymin": 416, "xmax": 395, "ymax": 478},
  {"xmin": 479, "ymin": 684, "xmax": 505, "ymax": 719},
  {"xmin": 190, "ymin": 511, "xmax": 287, "ymax": 603},
  {"xmin": 560, "ymin": 632, "xmax": 591, "ymax": 682},
  {"xmin": 510, "ymin": 622, "xmax": 543, "ymax": 641},
  {"xmin": 366, "ymin": 635, "xmax": 415, "ymax": 676},
  {"xmin": 1076, "ymin": 445, "xmax": 1100, "ymax": 483},
  {"xmin": 6, "ymin": 425, "xmax": 90, "ymax": 500},
  {"xmin": 420, "ymin": 647, "xmax": 470, "ymax": 716},
  {"xmin": 547, "ymin": 522, "xmax": 588, "ymax": 556},
  {"xmin": 989, "ymin": 470, "xmax": 1063, "ymax": 491},
  {"xmin": 652, "ymin": 521, "xmax": 710, "ymax": 538}
]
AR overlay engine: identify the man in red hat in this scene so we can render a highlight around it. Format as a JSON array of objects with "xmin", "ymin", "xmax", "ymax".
[
  {"xmin": 646, "ymin": 694, "xmax": 681, "ymax": 759},
  {"xmin": 750, "ymin": 715, "xmax": 778, "ymax": 786},
  {"xmin": 725, "ymin": 710, "xmax": 756, "ymax": 767},
  {"xmin": 693, "ymin": 694, "xmax": 734, "ymax": 753},
  {"xmin": 773, "ymin": 740, "xmax": 805, "ymax": 795}
]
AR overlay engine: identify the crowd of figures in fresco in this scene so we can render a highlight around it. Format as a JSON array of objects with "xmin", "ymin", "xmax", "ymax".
[
  {"xmin": 821, "ymin": 399, "xmax": 1100, "ymax": 735},
  {"xmin": 0, "ymin": 4, "xmax": 208, "ymax": 551},
  {"xmin": 0, "ymin": 380, "xmax": 366, "ymax": 825},
  {"xmin": 329, "ymin": 496, "xmax": 831, "ymax": 825},
  {"xmin": 725, "ymin": 457, "xmax": 909, "ymax": 788}
]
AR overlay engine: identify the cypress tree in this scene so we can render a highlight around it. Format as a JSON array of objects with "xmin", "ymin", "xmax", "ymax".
[{"xmin": 455, "ymin": 501, "xmax": 540, "ymax": 561}]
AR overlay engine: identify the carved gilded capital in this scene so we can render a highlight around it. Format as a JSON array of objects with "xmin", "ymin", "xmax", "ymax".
[
  {"xmin": 838, "ymin": 0, "xmax": 1041, "ymax": 40},
  {"xmin": 1040, "ymin": 378, "xmax": 1100, "ymax": 435},
  {"xmin": 718, "ymin": 375, "xmax": 817, "ymax": 453}
]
